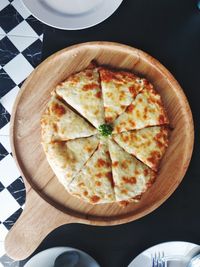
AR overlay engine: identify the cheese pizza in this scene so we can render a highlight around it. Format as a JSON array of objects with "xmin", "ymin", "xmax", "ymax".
[
  {"xmin": 68, "ymin": 140, "xmax": 115, "ymax": 204},
  {"xmin": 99, "ymin": 68, "xmax": 144, "ymax": 123},
  {"xmin": 113, "ymin": 80, "xmax": 169, "ymax": 133},
  {"xmin": 41, "ymin": 96, "xmax": 97, "ymax": 143},
  {"xmin": 42, "ymin": 135, "xmax": 99, "ymax": 187},
  {"xmin": 41, "ymin": 65, "xmax": 169, "ymax": 206},
  {"xmin": 108, "ymin": 139, "xmax": 156, "ymax": 203},
  {"xmin": 56, "ymin": 68, "xmax": 105, "ymax": 128},
  {"xmin": 113, "ymin": 126, "xmax": 169, "ymax": 171}
]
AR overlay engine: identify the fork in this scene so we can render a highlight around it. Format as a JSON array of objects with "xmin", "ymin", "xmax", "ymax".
[{"xmin": 152, "ymin": 251, "xmax": 167, "ymax": 267}]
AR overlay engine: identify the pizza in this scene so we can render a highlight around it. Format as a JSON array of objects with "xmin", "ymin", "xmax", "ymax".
[
  {"xmin": 41, "ymin": 96, "xmax": 97, "ymax": 143},
  {"xmin": 113, "ymin": 81, "xmax": 169, "ymax": 133},
  {"xmin": 113, "ymin": 126, "xmax": 169, "ymax": 171},
  {"xmin": 68, "ymin": 140, "xmax": 115, "ymax": 204},
  {"xmin": 56, "ymin": 68, "xmax": 105, "ymax": 128},
  {"xmin": 99, "ymin": 68, "xmax": 144, "ymax": 123},
  {"xmin": 42, "ymin": 135, "xmax": 99, "ymax": 187},
  {"xmin": 108, "ymin": 139, "xmax": 156, "ymax": 203},
  {"xmin": 41, "ymin": 65, "xmax": 169, "ymax": 206}
]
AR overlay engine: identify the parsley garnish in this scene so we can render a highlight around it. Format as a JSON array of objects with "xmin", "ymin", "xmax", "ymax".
[{"xmin": 98, "ymin": 124, "xmax": 113, "ymax": 137}]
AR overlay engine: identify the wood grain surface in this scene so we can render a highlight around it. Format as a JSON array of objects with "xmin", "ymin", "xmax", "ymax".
[{"xmin": 5, "ymin": 42, "xmax": 194, "ymax": 260}]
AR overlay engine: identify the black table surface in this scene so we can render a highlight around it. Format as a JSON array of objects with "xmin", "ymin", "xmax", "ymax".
[{"xmin": 21, "ymin": 1, "xmax": 200, "ymax": 266}]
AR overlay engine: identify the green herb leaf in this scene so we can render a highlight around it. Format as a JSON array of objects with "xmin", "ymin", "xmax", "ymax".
[{"xmin": 98, "ymin": 124, "xmax": 113, "ymax": 137}]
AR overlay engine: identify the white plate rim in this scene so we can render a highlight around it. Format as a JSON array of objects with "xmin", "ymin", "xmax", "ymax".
[
  {"xmin": 24, "ymin": 246, "xmax": 100, "ymax": 267},
  {"xmin": 128, "ymin": 241, "xmax": 200, "ymax": 267},
  {"xmin": 21, "ymin": 0, "xmax": 124, "ymax": 30}
]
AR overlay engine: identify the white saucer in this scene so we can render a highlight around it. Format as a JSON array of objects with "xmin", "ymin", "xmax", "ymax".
[
  {"xmin": 21, "ymin": 0, "xmax": 123, "ymax": 30},
  {"xmin": 24, "ymin": 247, "xmax": 100, "ymax": 267},
  {"xmin": 128, "ymin": 241, "xmax": 200, "ymax": 267}
]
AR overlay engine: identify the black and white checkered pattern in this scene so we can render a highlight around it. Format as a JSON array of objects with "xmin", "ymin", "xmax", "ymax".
[{"xmin": 0, "ymin": 0, "xmax": 44, "ymax": 261}]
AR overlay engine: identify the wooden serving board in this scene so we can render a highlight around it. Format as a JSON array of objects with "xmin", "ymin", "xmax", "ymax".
[{"xmin": 5, "ymin": 42, "xmax": 194, "ymax": 260}]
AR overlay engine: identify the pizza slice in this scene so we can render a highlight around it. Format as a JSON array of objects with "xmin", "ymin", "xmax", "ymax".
[
  {"xmin": 99, "ymin": 68, "xmax": 144, "ymax": 123},
  {"xmin": 108, "ymin": 139, "xmax": 156, "ymax": 203},
  {"xmin": 41, "ymin": 96, "xmax": 97, "ymax": 143},
  {"xmin": 113, "ymin": 126, "xmax": 169, "ymax": 171},
  {"xmin": 56, "ymin": 68, "xmax": 105, "ymax": 128},
  {"xmin": 113, "ymin": 80, "xmax": 169, "ymax": 133},
  {"xmin": 42, "ymin": 135, "xmax": 99, "ymax": 188},
  {"xmin": 68, "ymin": 140, "xmax": 115, "ymax": 204}
]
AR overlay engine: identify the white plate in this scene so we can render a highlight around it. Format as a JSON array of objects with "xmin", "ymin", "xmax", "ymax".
[
  {"xmin": 24, "ymin": 247, "xmax": 100, "ymax": 267},
  {"xmin": 21, "ymin": 0, "xmax": 123, "ymax": 30},
  {"xmin": 128, "ymin": 241, "xmax": 200, "ymax": 267}
]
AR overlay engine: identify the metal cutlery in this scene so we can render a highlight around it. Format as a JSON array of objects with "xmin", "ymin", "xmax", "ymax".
[{"xmin": 152, "ymin": 251, "xmax": 167, "ymax": 267}]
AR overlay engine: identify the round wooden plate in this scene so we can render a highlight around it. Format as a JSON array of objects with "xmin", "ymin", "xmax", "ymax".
[{"xmin": 5, "ymin": 42, "xmax": 194, "ymax": 260}]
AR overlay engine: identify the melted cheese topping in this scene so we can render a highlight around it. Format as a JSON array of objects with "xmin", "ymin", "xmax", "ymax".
[
  {"xmin": 41, "ymin": 67, "xmax": 170, "ymax": 206},
  {"xmin": 41, "ymin": 96, "xmax": 97, "ymax": 142},
  {"xmin": 113, "ymin": 126, "xmax": 169, "ymax": 171},
  {"xmin": 113, "ymin": 82, "xmax": 169, "ymax": 133},
  {"xmin": 108, "ymin": 139, "xmax": 156, "ymax": 202},
  {"xmin": 42, "ymin": 135, "xmax": 99, "ymax": 187},
  {"xmin": 99, "ymin": 68, "xmax": 144, "ymax": 123},
  {"xmin": 56, "ymin": 68, "xmax": 105, "ymax": 128},
  {"xmin": 69, "ymin": 140, "xmax": 115, "ymax": 204}
]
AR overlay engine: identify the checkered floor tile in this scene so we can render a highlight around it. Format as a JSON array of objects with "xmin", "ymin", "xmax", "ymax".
[{"xmin": 0, "ymin": 0, "xmax": 44, "ymax": 263}]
